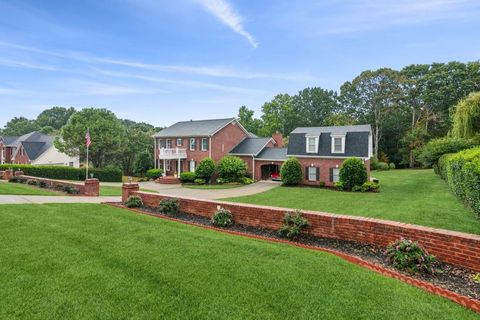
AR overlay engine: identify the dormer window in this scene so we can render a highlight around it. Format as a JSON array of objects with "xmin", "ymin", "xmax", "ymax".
[
  {"xmin": 331, "ymin": 135, "xmax": 345, "ymax": 153},
  {"xmin": 306, "ymin": 136, "xmax": 318, "ymax": 153}
]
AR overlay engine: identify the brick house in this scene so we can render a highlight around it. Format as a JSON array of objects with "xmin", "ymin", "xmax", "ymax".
[
  {"xmin": 154, "ymin": 118, "xmax": 372, "ymax": 185},
  {"xmin": 0, "ymin": 131, "xmax": 79, "ymax": 167}
]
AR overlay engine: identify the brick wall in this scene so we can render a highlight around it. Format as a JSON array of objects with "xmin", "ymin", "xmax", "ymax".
[
  {"xmin": 211, "ymin": 122, "xmax": 249, "ymax": 162},
  {"xmin": 19, "ymin": 175, "xmax": 100, "ymax": 196},
  {"xmin": 122, "ymin": 185, "xmax": 480, "ymax": 272}
]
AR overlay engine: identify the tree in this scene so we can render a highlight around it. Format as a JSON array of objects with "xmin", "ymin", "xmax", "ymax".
[
  {"xmin": 340, "ymin": 68, "xmax": 407, "ymax": 158},
  {"xmin": 280, "ymin": 157, "xmax": 302, "ymax": 185},
  {"xmin": 118, "ymin": 121, "xmax": 155, "ymax": 175},
  {"xmin": 36, "ymin": 107, "xmax": 75, "ymax": 130},
  {"xmin": 339, "ymin": 157, "xmax": 367, "ymax": 190},
  {"xmin": 237, "ymin": 106, "xmax": 263, "ymax": 136},
  {"xmin": 292, "ymin": 87, "xmax": 340, "ymax": 127},
  {"xmin": 451, "ymin": 91, "xmax": 480, "ymax": 139},
  {"xmin": 260, "ymin": 94, "xmax": 295, "ymax": 136},
  {"xmin": 133, "ymin": 151, "xmax": 154, "ymax": 176},
  {"xmin": 2, "ymin": 117, "xmax": 40, "ymax": 136},
  {"xmin": 55, "ymin": 108, "xmax": 124, "ymax": 168}
]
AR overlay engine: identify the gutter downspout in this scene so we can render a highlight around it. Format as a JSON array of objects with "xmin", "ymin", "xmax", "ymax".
[
  {"xmin": 252, "ymin": 155, "xmax": 255, "ymax": 181},
  {"xmin": 209, "ymin": 136, "xmax": 212, "ymax": 158}
]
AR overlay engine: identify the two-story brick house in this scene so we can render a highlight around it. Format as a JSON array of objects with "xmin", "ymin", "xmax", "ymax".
[{"xmin": 154, "ymin": 118, "xmax": 372, "ymax": 186}]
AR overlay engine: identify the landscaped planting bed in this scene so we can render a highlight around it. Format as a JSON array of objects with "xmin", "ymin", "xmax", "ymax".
[
  {"xmin": 1, "ymin": 203, "xmax": 478, "ymax": 319},
  {"xmin": 113, "ymin": 202, "xmax": 480, "ymax": 302}
]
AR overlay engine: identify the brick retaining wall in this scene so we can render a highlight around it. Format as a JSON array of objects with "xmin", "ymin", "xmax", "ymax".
[
  {"xmin": 122, "ymin": 184, "xmax": 480, "ymax": 272},
  {"xmin": 20, "ymin": 175, "xmax": 100, "ymax": 196}
]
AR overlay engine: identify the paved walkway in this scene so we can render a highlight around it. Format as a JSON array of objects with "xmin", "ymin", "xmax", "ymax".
[
  {"xmin": 0, "ymin": 195, "xmax": 120, "ymax": 204},
  {"xmin": 137, "ymin": 181, "xmax": 278, "ymax": 200}
]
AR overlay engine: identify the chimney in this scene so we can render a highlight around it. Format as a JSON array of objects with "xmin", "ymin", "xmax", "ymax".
[{"xmin": 271, "ymin": 131, "xmax": 284, "ymax": 148}]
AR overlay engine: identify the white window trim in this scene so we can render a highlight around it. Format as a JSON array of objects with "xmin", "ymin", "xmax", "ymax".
[
  {"xmin": 305, "ymin": 136, "xmax": 319, "ymax": 153},
  {"xmin": 201, "ymin": 138, "xmax": 208, "ymax": 151},
  {"xmin": 308, "ymin": 167, "xmax": 317, "ymax": 181},
  {"xmin": 331, "ymin": 135, "xmax": 345, "ymax": 154},
  {"xmin": 166, "ymin": 139, "xmax": 172, "ymax": 149},
  {"xmin": 189, "ymin": 138, "xmax": 196, "ymax": 151},
  {"xmin": 177, "ymin": 138, "xmax": 183, "ymax": 146}
]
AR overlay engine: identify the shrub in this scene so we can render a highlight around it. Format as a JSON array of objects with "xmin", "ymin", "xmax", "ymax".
[
  {"xmin": 39, "ymin": 181, "xmax": 48, "ymax": 188},
  {"xmin": 159, "ymin": 198, "xmax": 179, "ymax": 215},
  {"xmin": 194, "ymin": 178, "xmax": 206, "ymax": 185},
  {"xmin": 180, "ymin": 172, "xmax": 196, "ymax": 183},
  {"xmin": 81, "ymin": 166, "xmax": 123, "ymax": 182},
  {"xmin": 280, "ymin": 157, "xmax": 302, "ymax": 186},
  {"xmin": 124, "ymin": 195, "xmax": 143, "ymax": 208},
  {"xmin": 211, "ymin": 208, "xmax": 234, "ymax": 227},
  {"xmin": 216, "ymin": 178, "xmax": 226, "ymax": 184},
  {"xmin": 62, "ymin": 185, "xmax": 80, "ymax": 194},
  {"xmin": 146, "ymin": 169, "xmax": 163, "ymax": 180},
  {"xmin": 360, "ymin": 181, "xmax": 380, "ymax": 192},
  {"xmin": 27, "ymin": 179, "xmax": 38, "ymax": 186},
  {"xmin": 279, "ymin": 210, "xmax": 310, "ymax": 239},
  {"xmin": 18, "ymin": 177, "xmax": 27, "ymax": 184},
  {"xmin": 334, "ymin": 181, "xmax": 344, "ymax": 190},
  {"xmin": 417, "ymin": 136, "xmax": 478, "ymax": 168},
  {"xmin": 217, "ymin": 156, "xmax": 247, "ymax": 183},
  {"xmin": 439, "ymin": 147, "xmax": 480, "ymax": 217},
  {"xmin": 241, "ymin": 177, "xmax": 253, "ymax": 184},
  {"xmin": 352, "ymin": 185, "xmax": 362, "ymax": 192},
  {"xmin": 385, "ymin": 239, "xmax": 437, "ymax": 274},
  {"xmin": 339, "ymin": 158, "xmax": 367, "ymax": 191},
  {"xmin": 8, "ymin": 177, "xmax": 19, "ymax": 183},
  {"xmin": 388, "ymin": 162, "xmax": 396, "ymax": 169},
  {"xmin": 195, "ymin": 157, "xmax": 216, "ymax": 181}
]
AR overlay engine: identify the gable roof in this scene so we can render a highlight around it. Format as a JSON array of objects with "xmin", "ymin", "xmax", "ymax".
[
  {"xmin": 229, "ymin": 138, "xmax": 272, "ymax": 156},
  {"xmin": 291, "ymin": 124, "xmax": 371, "ymax": 136},
  {"xmin": 154, "ymin": 118, "xmax": 245, "ymax": 138},
  {"xmin": 7, "ymin": 132, "xmax": 55, "ymax": 160}
]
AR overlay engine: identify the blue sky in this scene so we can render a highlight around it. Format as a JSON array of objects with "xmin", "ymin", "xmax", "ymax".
[{"xmin": 1, "ymin": 0, "xmax": 479, "ymax": 128}]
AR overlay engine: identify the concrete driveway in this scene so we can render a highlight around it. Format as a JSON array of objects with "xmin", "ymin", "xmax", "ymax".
[{"xmin": 137, "ymin": 181, "xmax": 278, "ymax": 200}]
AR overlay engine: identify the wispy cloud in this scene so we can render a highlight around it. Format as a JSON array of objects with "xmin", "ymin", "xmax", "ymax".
[
  {"xmin": 194, "ymin": 0, "xmax": 258, "ymax": 48},
  {"xmin": 71, "ymin": 80, "xmax": 161, "ymax": 96},
  {"xmin": 0, "ymin": 57, "xmax": 58, "ymax": 71}
]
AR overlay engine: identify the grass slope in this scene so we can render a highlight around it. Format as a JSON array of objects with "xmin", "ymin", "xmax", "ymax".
[
  {"xmin": 0, "ymin": 182, "xmax": 58, "ymax": 196},
  {"xmin": 225, "ymin": 170, "xmax": 479, "ymax": 235},
  {"xmin": 0, "ymin": 203, "xmax": 476, "ymax": 319}
]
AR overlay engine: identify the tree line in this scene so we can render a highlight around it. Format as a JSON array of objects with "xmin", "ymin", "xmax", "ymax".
[{"xmin": 238, "ymin": 61, "xmax": 480, "ymax": 167}]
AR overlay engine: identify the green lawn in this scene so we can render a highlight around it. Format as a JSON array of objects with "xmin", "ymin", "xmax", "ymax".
[
  {"xmin": 0, "ymin": 204, "xmax": 476, "ymax": 319},
  {"xmin": 225, "ymin": 169, "xmax": 480, "ymax": 235},
  {"xmin": 0, "ymin": 182, "xmax": 58, "ymax": 196},
  {"xmin": 183, "ymin": 183, "xmax": 244, "ymax": 190},
  {"xmin": 99, "ymin": 186, "xmax": 158, "ymax": 196}
]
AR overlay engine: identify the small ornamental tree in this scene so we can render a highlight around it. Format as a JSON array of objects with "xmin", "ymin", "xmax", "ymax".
[
  {"xmin": 280, "ymin": 157, "xmax": 302, "ymax": 185},
  {"xmin": 217, "ymin": 156, "xmax": 247, "ymax": 182},
  {"xmin": 195, "ymin": 157, "xmax": 216, "ymax": 182},
  {"xmin": 339, "ymin": 157, "xmax": 367, "ymax": 191}
]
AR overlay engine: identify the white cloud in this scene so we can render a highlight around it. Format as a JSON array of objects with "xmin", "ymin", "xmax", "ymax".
[
  {"xmin": 194, "ymin": 0, "xmax": 258, "ymax": 48},
  {"xmin": 71, "ymin": 81, "xmax": 161, "ymax": 96},
  {"xmin": 0, "ymin": 57, "xmax": 58, "ymax": 71}
]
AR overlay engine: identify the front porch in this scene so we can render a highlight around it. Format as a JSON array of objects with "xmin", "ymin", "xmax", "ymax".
[{"xmin": 156, "ymin": 148, "xmax": 189, "ymax": 184}]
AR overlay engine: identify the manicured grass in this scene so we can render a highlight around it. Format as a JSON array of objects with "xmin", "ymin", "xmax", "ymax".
[
  {"xmin": 99, "ymin": 186, "xmax": 158, "ymax": 196},
  {"xmin": 0, "ymin": 204, "xmax": 476, "ymax": 319},
  {"xmin": 183, "ymin": 183, "xmax": 244, "ymax": 190},
  {"xmin": 0, "ymin": 182, "xmax": 58, "ymax": 196},
  {"xmin": 225, "ymin": 169, "xmax": 480, "ymax": 235}
]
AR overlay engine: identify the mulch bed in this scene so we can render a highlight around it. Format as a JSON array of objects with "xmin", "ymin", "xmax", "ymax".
[{"xmin": 110, "ymin": 203, "xmax": 480, "ymax": 303}]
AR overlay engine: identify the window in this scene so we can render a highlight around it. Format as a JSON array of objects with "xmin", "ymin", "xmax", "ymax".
[
  {"xmin": 332, "ymin": 168, "xmax": 340, "ymax": 182},
  {"xmin": 190, "ymin": 160, "xmax": 196, "ymax": 172},
  {"xmin": 69, "ymin": 162, "xmax": 74, "ymax": 167},
  {"xmin": 190, "ymin": 138, "xmax": 196, "ymax": 151},
  {"xmin": 306, "ymin": 136, "xmax": 318, "ymax": 153},
  {"xmin": 308, "ymin": 167, "xmax": 317, "ymax": 181},
  {"xmin": 331, "ymin": 135, "xmax": 345, "ymax": 153},
  {"xmin": 201, "ymin": 138, "xmax": 208, "ymax": 151},
  {"xmin": 176, "ymin": 138, "xmax": 183, "ymax": 146},
  {"xmin": 159, "ymin": 139, "xmax": 166, "ymax": 148},
  {"xmin": 166, "ymin": 139, "xmax": 172, "ymax": 148}
]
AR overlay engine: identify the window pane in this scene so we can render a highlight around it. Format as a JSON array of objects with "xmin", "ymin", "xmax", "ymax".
[
  {"xmin": 307, "ymin": 138, "xmax": 316, "ymax": 152},
  {"xmin": 334, "ymin": 138, "xmax": 342, "ymax": 152},
  {"xmin": 333, "ymin": 168, "xmax": 340, "ymax": 182},
  {"xmin": 308, "ymin": 167, "xmax": 316, "ymax": 181}
]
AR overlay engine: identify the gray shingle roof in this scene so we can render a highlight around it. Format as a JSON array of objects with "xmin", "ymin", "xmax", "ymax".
[
  {"xmin": 3, "ymin": 136, "xmax": 19, "ymax": 145},
  {"xmin": 255, "ymin": 147, "xmax": 287, "ymax": 161},
  {"xmin": 291, "ymin": 124, "xmax": 371, "ymax": 136},
  {"xmin": 154, "ymin": 118, "xmax": 239, "ymax": 137},
  {"xmin": 229, "ymin": 138, "xmax": 272, "ymax": 156},
  {"xmin": 2, "ymin": 132, "xmax": 55, "ymax": 160}
]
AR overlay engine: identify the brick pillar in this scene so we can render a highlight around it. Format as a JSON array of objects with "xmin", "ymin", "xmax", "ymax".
[
  {"xmin": 4, "ymin": 169, "xmax": 13, "ymax": 180},
  {"xmin": 84, "ymin": 179, "xmax": 100, "ymax": 196},
  {"xmin": 14, "ymin": 170, "xmax": 24, "ymax": 177},
  {"xmin": 122, "ymin": 183, "xmax": 139, "ymax": 202}
]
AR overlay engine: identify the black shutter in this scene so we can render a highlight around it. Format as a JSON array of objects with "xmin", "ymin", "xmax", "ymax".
[
  {"xmin": 316, "ymin": 167, "xmax": 320, "ymax": 181},
  {"xmin": 305, "ymin": 167, "xmax": 309, "ymax": 180},
  {"xmin": 329, "ymin": 168, "xmax": 334, "ymax": 182}
]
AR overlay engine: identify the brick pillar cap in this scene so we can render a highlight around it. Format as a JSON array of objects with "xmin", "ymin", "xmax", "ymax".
[
  {"xmin": 85, "ymin": 178, "xmax": 99, "ymax": 182},
  {"xmin": 123, "ymin": 183, "xmax": 140, "ymax": 188}
]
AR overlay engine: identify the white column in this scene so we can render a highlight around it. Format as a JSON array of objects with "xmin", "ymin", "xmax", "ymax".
[
  {"xmin": 163, "ymin": 159, "xmax": 166, "ymax": 176},
  {"xmin": 154, "ymin": 138, "xmax": 157, "ymax": 169},
  {"xmin": 178, "ymin": 157, "xmax": 181, "ymax": 175}
]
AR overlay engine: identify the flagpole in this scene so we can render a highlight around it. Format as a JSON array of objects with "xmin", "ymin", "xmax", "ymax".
[{"xmin": 86, "ymin": 128, "xmax": 89, "ymax": 180}]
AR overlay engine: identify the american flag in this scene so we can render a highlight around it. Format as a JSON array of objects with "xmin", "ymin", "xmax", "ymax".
[{"xmin": 85, "ymin": 129, "xmax": 91, "ymax": 148}]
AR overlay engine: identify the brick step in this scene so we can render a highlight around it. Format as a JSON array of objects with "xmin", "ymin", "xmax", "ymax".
[{"xmin": 155, "ymin": 176, "xmax": 181, "ymax": 184}]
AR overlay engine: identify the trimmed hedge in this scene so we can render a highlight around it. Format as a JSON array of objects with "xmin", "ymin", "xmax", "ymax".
[
  {"xmin": 436, "ymin": 147, "xmax": 480, "ymax": 217},
  {"xmin": 339, "ymin": 157, "xmax": 367, "ymax": 191},
  {"xmin": 0, "ymin": 164, "xmax": 122, "ymax": 182},
  {"xmin": 280, "ymin": 157, "xmax": 302, "ymax": 186}
]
